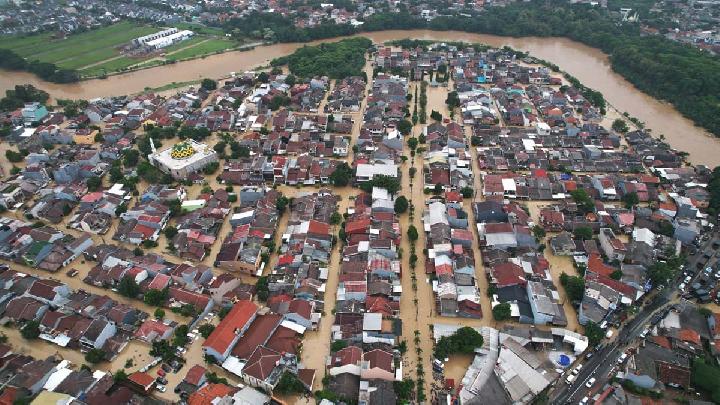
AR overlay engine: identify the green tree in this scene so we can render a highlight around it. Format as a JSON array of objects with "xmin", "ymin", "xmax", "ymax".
[
  {"xmin": 532, "ymin": 225, "xmax": 546, "ymax": 239},
  {"xmin": 201, "ymin": 78, "xmax": 217, "ymax": 91},
  {"xmin": 611, "ymin": 118, "xmax": 629, "ymax": 133},
  {"xmin": 84, "ymin": 348, "xmax": 106, "ymax": 364},
  {"xmin": 274, "ymin": 372, "xmax": 306, "ymax": 395},
  {"xmin": 407, "ymin": 137, "xmax": 418, "ymax": 150},
  {"xmin": 570, "ymin": 189, "xmax": 595, "ymax": 214},
  {"xmin": 117, "ymin": 276, "xmax": 140, "ymax": 298},
  {"xmin": 276, "ymin": 196, "xmax": 290, "ymax": 212},
  {"xmin": 329, "ymin": 162, "xmax": 353, "ymax": 186},
  {"xmin": 492, "ymin": 302, "xmax": 512, "ymax": 321},
  {"xmin": 330, "ymin": 340, "xmax": 347, "ymax": 352},
  {"xmin": 144, "ymin": 288, "xmax": 168, "ymax": 306},
  {"xmin": 123, "ymin": 149, "xmax": 140, "ymax": 167},
  {"xmin": 397, "ymin": 119, "xmax": 412, "ymax": 136},
  {"xmin": 394, "ymin": 196, "xmax": 409, "ymax": 214},
  {"xmin": 407, "ymin": 225, "xmax": 419, "ymax": 241},
  {"xmin": 573, "ymin": 226, "xmax": 594, "ymax": 240},
  {"xmin": 647, "ymin": 261, "xmax": 676, "ymax": 286},
  {"xmin": 198, "ymin": 324, "xmax": 215, "ymax": 338},
  {"xmin": 610, "ymin": 269, "xmax": 623, "ymax": 280},
  {"xmin": 173, "ymin": 325, "xmax": 190, "ymax": 347},
  {"xmin": 164, "ymin": 226, "xmax": 178, "ymax": 240},
  {"xmin": 85, "ymin": 176, "xmax": 101, "ymax": 192},
  {"xmin": 433, "ymin": 326, "xmax": 484, "ymax": 360},
  {"xmin": 113, "ymin": 369, "xmax": 128, "ymax": 382},
  {"xmin": 560, "ymin": 272, "xmax": 585, "ymax": 302},
  {"xmin": 584, "ymin": 321, "xmax": 605, "ymax": 346},
  {"xmin": 430, "ymin": 110, "xmax": 443, "ymax": 121},
  {"xmin": 5, "ymin": 150, "xmax": 23, "ymax": 163},
  {"xmin": 256, "ymin": 276, "xmax": 270, "ymax": 302},
  {"xmin": 330, "ymin": 212, "xmax": 342, "ymax": 225},
  {"xmin": 20, "ymin": 320, "xmax": 40, "ymax": 340},
  {"xmin": 622, "ymin": 192, "xmax": 639, "ymax": 209},
  {"xmin": 154, "ymin": 308, "xmax": 165, "ymax": 319}
]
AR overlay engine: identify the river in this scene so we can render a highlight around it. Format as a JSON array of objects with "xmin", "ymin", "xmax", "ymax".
[{"xmin": 1, "ymin": 29, "xmax": 718, "ymax": 166}]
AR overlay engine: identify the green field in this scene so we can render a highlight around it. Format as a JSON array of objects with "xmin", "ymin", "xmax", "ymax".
[
  {"xmin": 1, "ymin": 21, "xmax": 242, "ymax": 77},
  {"xmin": 0, "ymin": 22, "xmax": 156, "ymax": 68},
  {"xmin": 166, "ymin": 39, "xmax": 238, "ymax": 61}
]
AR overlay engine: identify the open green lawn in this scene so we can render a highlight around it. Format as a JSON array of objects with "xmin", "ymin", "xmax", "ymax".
[
  {"xmin": 0, "ymin": 21, "xmax": 157, "ymax": 69},
  {"xmin": 1, "ymin": 22, "xmax": 242, "ymax": 77},
  {"xmin": 166, "ymin": 38, "xmax": 238, "ymax": 61}
]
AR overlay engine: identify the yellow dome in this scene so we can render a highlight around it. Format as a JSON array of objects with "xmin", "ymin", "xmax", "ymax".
[{"xmin": 171, "ymin": 142, "xmax": 196, "ymax": 159}]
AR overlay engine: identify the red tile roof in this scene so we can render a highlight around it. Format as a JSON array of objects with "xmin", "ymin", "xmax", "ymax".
[
  {"xmin": 184, "ymin": 365, "xmax": 207, "ymax": 386},
  {"xmin": 332, "ymin": 346, "xmax": 362, "ymax": 367},
  {"xmin": 188, "ymin": 383, "xmax": 237, "ymax": 405},
  {"xmin": 128, "ymin": 372, "xmax": 154, "ymax": 389},
  {"xmin": 203, "ymin": 300, "xmax": 257, "ymax": 356}
]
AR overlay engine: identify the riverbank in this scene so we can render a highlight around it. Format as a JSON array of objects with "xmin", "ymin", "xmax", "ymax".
[{"xmin": 2, "ymin": 30, "xmax": 718, "ymax": 167}]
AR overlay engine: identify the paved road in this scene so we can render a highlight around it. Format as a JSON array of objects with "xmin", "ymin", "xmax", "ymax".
[{"xmin": 550, "ymin": 231, "xmax": 720, "ymax": 404}]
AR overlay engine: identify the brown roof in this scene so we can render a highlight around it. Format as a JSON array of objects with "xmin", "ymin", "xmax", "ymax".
[
  {"xmin": 363, "ymin": 349, "xmax": 393, "ymax": 372},
  {"xmin": 230, "ymin": 313, "xmax": 281, "ymax": 360},
  {"xmin": 242, "ymin": 346, "xmax": 280, "ymax": 381}
]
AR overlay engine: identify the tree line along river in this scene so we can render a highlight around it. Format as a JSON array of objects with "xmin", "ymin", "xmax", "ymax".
[{"xmin": 1, "ymin": 29, "xmax": 719, "ymax": 167}]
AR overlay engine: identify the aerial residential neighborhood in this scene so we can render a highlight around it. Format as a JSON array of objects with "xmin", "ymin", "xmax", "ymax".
[{"xmin": 1, "ymin": 0, "xmax": 720, "ymax": 402}]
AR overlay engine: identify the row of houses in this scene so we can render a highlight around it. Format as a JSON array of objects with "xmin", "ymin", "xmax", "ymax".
[
  {"xmin": 0, "ymin": 267, "xmax": 149, "ymax": 358},
  {"xmin": 325, "ymin": 188, "xmax": 404, "ymax": 404},
  {"xmin": 215, "ymin": 188, "xmax": 281, "ymax": 274},
  {"xmin": 0, "ymin": 218, "xmax": 93, "ymax": 273}
]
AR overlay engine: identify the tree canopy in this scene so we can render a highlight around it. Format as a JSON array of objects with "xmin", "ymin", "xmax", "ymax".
[
  {"xmin": 271, "ymin": 37, "xmax": 372, "ymax": 79},
  {"xmin": 433, "ymin": 326, "xmax": 484, "ymax": 360},
  {"xmin": 492, "ymin": 302, "xmax": 512, "ymax": 321},
  {"xmin": 560, "ymin": 272, "xmax": 585, "ymax": 302}
]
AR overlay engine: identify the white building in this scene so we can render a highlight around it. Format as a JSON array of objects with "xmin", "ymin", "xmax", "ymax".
[
  {"xmin": 148, "ymin": 139, "xmax": 218, "ymax": 179},
  {"xmin": 133, "ymin": 28, "xmax": 194, "ymax": 49}
]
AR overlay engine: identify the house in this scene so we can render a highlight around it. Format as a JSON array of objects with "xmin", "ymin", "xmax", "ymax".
[
  {"xmin": 203, "ymin": 300, "xmax": 257, "ymax": 362},
  {"xmin": 360, "ymin": 349, "xmax": 395, "ymax": 381},
  {"xmin": 22, "ymin": 102, "xmax": 48, "ymax": 124},
  {"xmin": 134, "ymin": 318, "xmax": 175, "ymax": 343},
  {"xmin": 598, "ymin": 228, "xmax": 626, "ymax": 262}
]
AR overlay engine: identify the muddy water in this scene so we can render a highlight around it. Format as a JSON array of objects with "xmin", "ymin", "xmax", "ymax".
[{"xmin": 1, "ymin": 30, "xmax": 718, "ymax": 165}]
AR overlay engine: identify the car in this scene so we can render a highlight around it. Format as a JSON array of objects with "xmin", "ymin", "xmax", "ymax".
[
  {"xmin": 713, "ymin": 242, "xmax": 719, "ymax": 249},
  {"xmin": 565, "ymin": 375, "xmax": 576, "ymax": 385},
  {"xmin": 679, "ymin": 283, "xmax": 686, "ymax": 290},
  {"xmin": 617, "ymin": 353, "xmax": 628, "ymax": 364},
  {"xmin": 585, "ymin": 377, "xmax": 596, "ymax": 388},
  {"xmin": 605, "ymin": 329, "xmax": 614, "ymax": 339},
  {"xmin": 0, "ymin": 264, "xmax": 8, "ymax": 271},
  {"xmin": 580, "ymin": 396, "xmax": 589, "ymax": 404},
  {"xmin": 156, "ymin": 385, "xmax": 166, "ymax": 393},
  {"xmin": 639, "ymin": 328, "xmax": 650, "ymax": 338},
  {"xmin": 585, "ymin": 351, "xmax": 594, "ymax": 360},
  {"xmin": 157, "ymin": 369, "xmax": 166, "ymax": 377},
  {"xmin": 66, "ymin": 269, "xmax": 79, "ymax": 277},
  {"xmin": 156, "ymin": 377, "xmax": 167, "ymax": 385},
  {"xmin": 684, "ymin": 275, "xmax": 692, "ymax": 283}
]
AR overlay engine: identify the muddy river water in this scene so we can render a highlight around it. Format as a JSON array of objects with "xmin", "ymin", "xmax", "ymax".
[{"xmin": 1, "ymin": 29, "xmax": 718, "ymax": 166}]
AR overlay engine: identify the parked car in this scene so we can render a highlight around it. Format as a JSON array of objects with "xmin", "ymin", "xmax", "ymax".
[
  {"xmin": 585, "ymin": 377, "xmax": 596, "ymax": 388},
  {"xmin": 156, "ymin": 385, "xmax": 166, "ymax": 393}
]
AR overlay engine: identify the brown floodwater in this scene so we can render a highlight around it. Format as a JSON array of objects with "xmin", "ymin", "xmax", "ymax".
[{"xmin": 1, "ymin": 30, "xmax": 718, "ymax": 165}]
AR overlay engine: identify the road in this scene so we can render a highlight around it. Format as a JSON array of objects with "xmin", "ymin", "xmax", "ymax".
[{"xmin": 551, "ymin": 230, "xmax": 720, "ymax": 404}]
